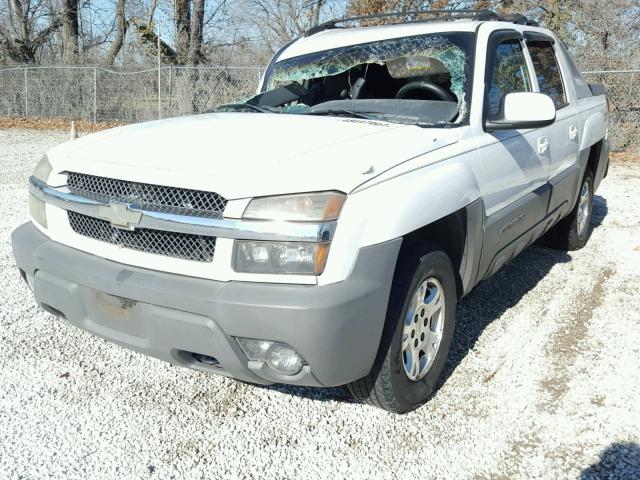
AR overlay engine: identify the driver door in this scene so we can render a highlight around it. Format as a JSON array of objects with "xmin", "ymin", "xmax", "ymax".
[{"xmin": 477, "ymin": 30, "xmax": 551, "ymax": 279}]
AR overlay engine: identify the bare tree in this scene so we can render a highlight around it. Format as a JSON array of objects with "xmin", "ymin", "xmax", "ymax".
[
  {"xmin": 346, "ymin": 0, "xmax": 488, "ymax": 19},
  {"xmin": 0, "ymin": 0, "xmax": 61, "ymax": 62},
  {"xmin": 175, "ymin": 0, "xmax": 190, "ymax": 63},
  {"xmin": 245, "ymin": 0, "xmax": 335, "ymax": 53},
  {"xmin": 128, "ymin": 0, "xmax": 178, "ymax": 64},
  {"xmin": 61, "ymin": 0, "xmax": 79, "ymax": 62},
  {"xmin": 1, "ymin": 0, "xmax": 637, "ymax": 69},
  {"xmin": 144, "ymin": 0, "xmax": 157, "ymax": 31},
  {"xmin": 187, "ymin": 0, "xmax": 204, "ymax": 64},
  {"xmin": 103, "ymin": 0, "xmax": 126, "ymax": 64},
  {"xmin": 130, "ymin": 17, "xmax": 177, "ymax": 63},
  {"xmin": 559, "ymin": 0, "xmax": 640, "ymax": 67},
  {"xmin": 309, "ymin": 0, "xmax": 326, "ymax": 26},
  {"xmin": 520, "ymin": 0, "xmax": 640, "ymax": 68}
]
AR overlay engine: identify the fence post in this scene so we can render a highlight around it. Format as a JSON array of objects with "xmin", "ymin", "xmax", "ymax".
[
  {"xmin": 23, "ymin": 66, "xmax": 28, "ymax": 117},
  {"xmin": 157, "ymin": 22, "xmax": 162, "ymax": 119},
  {"xmin": 168, "ymin": 64, "xmax": 173, "ymax": 117},
  {"xmin": 93, "ymin": 67, "xmax": 98, "ymax": 123}
]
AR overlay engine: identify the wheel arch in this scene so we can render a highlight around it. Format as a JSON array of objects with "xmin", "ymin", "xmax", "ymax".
[
  {"xmin": 398, "ymin": 198, "xmax": 484, "ymax": 300},
  {"xmin": 573, "ymin": 138, "xmax": 608, "ymax": 210},
  {"xmin": 321, "ymin": 153, "xmax": 482, "ymax": 286},
  {"xmin": 586, "ymin": 138, "xmax": 610, "ymax": 192}
]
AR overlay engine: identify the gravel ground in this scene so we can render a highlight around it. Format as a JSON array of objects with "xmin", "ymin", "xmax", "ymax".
[{"xmin": 1, "ymin": 129, "xmax": 639, "ymax": 480}]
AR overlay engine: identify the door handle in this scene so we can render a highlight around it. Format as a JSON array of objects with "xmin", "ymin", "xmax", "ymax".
[
  {"xmin": 569, "ymin": 125, "xmax": 578, "ymax": 140},
  {"xmin": 537, "ymin": 136, "xmax": 550, "ymax": 155}
]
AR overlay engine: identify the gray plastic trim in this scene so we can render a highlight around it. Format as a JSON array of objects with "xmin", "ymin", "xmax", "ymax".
[
  {"xmin": 477, "ymin": 184, "xmax": 551, "ymax": 280},
  {"xmin": 12, "ymin": 222, "xmax": 401, "ymax": 387},
  {"xmin": 548, "ymin": 163, "xmax": 581, "ymax": 217},
  {"xmin": 594, "ymin": 139, "xmax": 610, "ymax": 192},
  {"xmin": 460, "ymin": 198, "xmax": 484, "ymax": 296}
]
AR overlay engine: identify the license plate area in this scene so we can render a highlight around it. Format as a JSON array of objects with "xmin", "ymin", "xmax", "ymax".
[{"xmin": 87, "ymin": 291, "xmax": 149, "ymax": 338}]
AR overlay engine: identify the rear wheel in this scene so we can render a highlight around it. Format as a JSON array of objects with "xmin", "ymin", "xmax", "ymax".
[
  {"xmin": 544, "ymin": 169, "xmax": 594, "ymax": 251},
  {"xmin": 347, "ymin": 244, "xmax": 456, "ymax": 413}
]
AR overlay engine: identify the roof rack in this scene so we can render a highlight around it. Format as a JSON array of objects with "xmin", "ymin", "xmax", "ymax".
[
  {"xmin": 499, "ymin": 13, "xmax": 539, "ymax": 26},
  {"xmin": 303, "ymin": 9, "xmax": 538, "ymax": 37}
]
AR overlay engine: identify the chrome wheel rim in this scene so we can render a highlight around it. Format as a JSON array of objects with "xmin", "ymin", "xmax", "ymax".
[
  {"xmin": 577, "ymin": 181, "xmax": 590, "ymax": 236},
  {"xmin": 402, "ymin": 277, "xmax": 445, "ymax": 381}
]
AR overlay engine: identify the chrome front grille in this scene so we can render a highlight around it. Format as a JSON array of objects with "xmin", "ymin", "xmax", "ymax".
[
  {"xmin": 67, "ymin": 172, "xmax": 227, "ymax": 218},
  {"xmin": 68, "ymin": 211, "xmax": 217, "ymax": 262}
]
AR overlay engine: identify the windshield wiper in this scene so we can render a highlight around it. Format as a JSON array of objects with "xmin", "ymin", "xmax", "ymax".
[
  {"xmin": 212, "ymin": 103, "xmax": 272, "ymax": 113},
  {"xmin": 307, "ymin": 109, "xmax": 380, "ymax": 120}
]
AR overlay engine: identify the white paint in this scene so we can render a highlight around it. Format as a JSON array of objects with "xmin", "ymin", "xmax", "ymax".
[
  {"xmin": 502, "ymin": 92, "xmax": 555, "ymax": 124},
  {"xmin": 36, "ymin": 20, "xmax": 608, "ymax": 285}
]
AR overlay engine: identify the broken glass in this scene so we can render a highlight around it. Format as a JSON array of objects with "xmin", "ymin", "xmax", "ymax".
[{"xmin": 265, "ymin": 32, "xmax": 474, "ymax": 123}]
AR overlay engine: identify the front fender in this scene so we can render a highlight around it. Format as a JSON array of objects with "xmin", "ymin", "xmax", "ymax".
[{"xmin": 319, "ymin": 149, "xmax": 482, "ymax": 285}]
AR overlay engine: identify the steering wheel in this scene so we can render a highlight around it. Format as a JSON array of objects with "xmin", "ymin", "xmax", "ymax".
[{"xmin": 395, "ymin": 81, "xmax": 456, "ymax": 102}]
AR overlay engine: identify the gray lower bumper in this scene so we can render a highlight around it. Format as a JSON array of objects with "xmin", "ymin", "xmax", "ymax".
[{"xmin": 12, "ymin": 222, "xmax": 401, "ymax": 387}]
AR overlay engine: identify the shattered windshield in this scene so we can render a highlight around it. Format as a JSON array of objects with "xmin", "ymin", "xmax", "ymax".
[{"xmin": 255, "ymin": 32, "xmax": 474, "ymax": 126}]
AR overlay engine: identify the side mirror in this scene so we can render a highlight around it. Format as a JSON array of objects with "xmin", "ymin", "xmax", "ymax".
[{"xmin": 485, "ymin": 92, "xmax": 556, "ymax": 131}]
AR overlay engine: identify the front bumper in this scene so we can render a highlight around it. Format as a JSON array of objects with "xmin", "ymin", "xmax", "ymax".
[{"xmin": 12, "ymin": 222, "xmax": 401, "ymax": 387}]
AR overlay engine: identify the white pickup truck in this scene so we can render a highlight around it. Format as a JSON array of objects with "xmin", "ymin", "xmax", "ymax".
[{"xmin": 12, "ymin": 10, "xmax": 610, "ymax": 413}]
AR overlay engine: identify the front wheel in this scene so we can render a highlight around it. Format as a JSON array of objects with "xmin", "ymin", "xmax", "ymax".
[{"xmin": 347, "ymin": 245, "xmax": 457, "ymax": 413}]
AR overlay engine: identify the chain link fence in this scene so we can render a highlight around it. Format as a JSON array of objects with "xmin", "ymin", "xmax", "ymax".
[
  {"xmin": 0, "ymin": 65, "xmax": 637, "ymax": 152},
  {"xmin": 0, "ymin": 66, "xmax": 263, "ymax": 123},
  {"xmin": 583, "ymin": 70, "xmax": 640, "ymax": 153}
]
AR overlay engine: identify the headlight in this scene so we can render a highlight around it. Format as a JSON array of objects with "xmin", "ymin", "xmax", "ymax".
[
  {"xmin": 235, "ymin": 192, "xmax": 344, "ymax": 275},
  {"xmin": 243, "ymin": 191, "xmax": 345, "ymax": 221},
  {"xmin": 233, "ymin": 241, "xmax": 330, "ymax": 275},
  {"xmin": 33, "ymin": 154, "xmax": 53, "ymax": 183}
]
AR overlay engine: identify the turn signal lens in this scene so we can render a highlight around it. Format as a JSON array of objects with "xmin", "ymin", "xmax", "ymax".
[{"xmin": 29, "ymin": 193, "xmax": 47, "ymax": 228}]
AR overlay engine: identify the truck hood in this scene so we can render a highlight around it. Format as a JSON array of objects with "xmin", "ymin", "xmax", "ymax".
[{"xmin": 50, "ymin": 112, "xmax": 458, "ymax": 199}]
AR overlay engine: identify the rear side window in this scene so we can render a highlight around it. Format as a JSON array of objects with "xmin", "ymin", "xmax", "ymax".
[
  {"xmin": 487, "ymin": 40, "xmax": 532, "ymax": 118},
  {"xmin": 527, "ymin": 41, "xmax": 567, "ymax": 108},
  {"xmin": 557, "ymin": 41, "xmax": 592, "ymax": 99}
]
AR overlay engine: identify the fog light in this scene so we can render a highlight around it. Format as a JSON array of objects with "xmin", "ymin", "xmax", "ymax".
[
  {"xmin": 266, "ymin": 343, "xmax": 304, "ymax": 375},
  {"xmin": 237, "ymin": 337, "xmax": 272, "ymax": 358},
  {"xmin": 236, "ymin": 337, "xmax": 304, "ymax": 376}
]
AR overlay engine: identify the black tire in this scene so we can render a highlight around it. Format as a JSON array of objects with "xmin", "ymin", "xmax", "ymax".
[
  {"xmin": 347, "ymin": 243, "xmax": 457, "ymax": 414},
  {"xmin": 543, "ymin": 169, "xmax": 594, "ymax": 251}
]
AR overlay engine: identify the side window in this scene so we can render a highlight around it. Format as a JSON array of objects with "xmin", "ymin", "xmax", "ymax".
[
  {"xmin": 487, "ymin": 40, "xmax": 532, "ymax": 118},
  {"xmin": 527, "ymin": 41, "xmax": 567, "ymax": 108},
  {"xmin": 557, "ymin": 41, "xmax": 591, "ymax": 99}
]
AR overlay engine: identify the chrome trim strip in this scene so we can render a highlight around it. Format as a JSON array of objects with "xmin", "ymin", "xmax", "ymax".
[{"xmin": 30, "ymin": 176, "xmax": 336, "ymax": 243}]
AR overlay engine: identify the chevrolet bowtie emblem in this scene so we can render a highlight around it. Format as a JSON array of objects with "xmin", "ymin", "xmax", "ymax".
[{"xmin": 98, "ymin": 202, "xmax": 143, "ymax": 230}]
